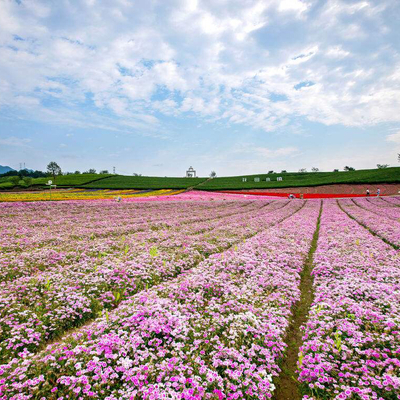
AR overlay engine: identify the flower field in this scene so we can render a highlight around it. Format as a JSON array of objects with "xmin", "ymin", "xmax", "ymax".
[
  {"xmin": 0, "ymin": 189, "xmax": 186, "ymax": 203},
  {"xmin": 299, "ymin": 200, "xmax": 400, "ymax": 399},
  {"xmin": 0, "ymin": 193, "xmax": 399, "ymax": 399}
]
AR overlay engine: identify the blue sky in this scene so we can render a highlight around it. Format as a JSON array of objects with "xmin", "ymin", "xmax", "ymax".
[{"xmin": 0, "ymin": 0, "xmax": 400, "ymax": 176}]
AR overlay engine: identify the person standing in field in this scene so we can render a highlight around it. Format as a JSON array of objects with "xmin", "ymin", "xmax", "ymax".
[
  {"xmin": 366, "ymin": 189, "xmax": 370, "ymax": 196},
  {"xmin": 377, "ymin": 188, "xmax": 380, "ymax": 196}
]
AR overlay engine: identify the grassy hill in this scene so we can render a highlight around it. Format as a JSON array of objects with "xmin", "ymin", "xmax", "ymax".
[
  {"xmin": 84, "ymin": 167, "xmax": 400, "ymax": 190},
  {"xmin": 0, "ymin": 174, "xmax": 111, "ymax": 189},
  {"xmin": 33, "ymin": 174, "xmax": 111, "ymax": 186},
  {"xmin": 83, "ymin": 175, "xmax": 208, "ymax": 190},
  {"xmin": 0, "ymin": 176, "xmax": 14, "ymax": 189},
  {"xmin": 1, "ymin": 167, "xmax": 399, "ymax": 191},
  {"xmin": 200, "ymin": 167, "xmax": 400, "ymax": 190}
]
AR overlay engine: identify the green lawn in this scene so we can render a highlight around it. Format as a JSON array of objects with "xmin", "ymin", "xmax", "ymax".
[{"xmin": 83, "ymin": 175, "xmax": 208, "ymax": 189}]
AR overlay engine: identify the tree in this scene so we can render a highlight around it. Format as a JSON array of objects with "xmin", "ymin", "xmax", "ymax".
[
  {"xmin": 268, "ymin": 170, "xmax": 274, "ymax": 174},
  {"xmin": 311, "ymin": 167, "xmax": 319, "ymax": 172},
  {"xmin": 209, "ymin": 171, "xmax": 217, "ymax": 178},
  {"xmin": 74, "ymin": 171, "xmax": 81, "ymax": 174},
  {"xmin": 88, "ymin": 169, "xmax": 96, "ymax": 174},
  {"xmin": 344, "ymin": 166, "xmax": 355, "ymax": 171},
  {"xmin": 23, "ymin": 177, "xmax": 32, "ymax": 187},
  {"xmin": 99, "ymin": 170, "xmax": 109, "ymax": 174},
  {"xmin": 299, "ymin": 168, "xmax": 307, "ymax": 173},
  {"xmin": 377, "ymin": 164, "xmax": 389, "ymax": 169},
  {"xmin": 133, "ymin": 173, "xmax": 142, "ymax": 176},
  {"xmin": 10, "ymin": 176, "xmax": 20, "ymax": 186},
  {"xmin": 333, "ymin": 169, "xmax": 339, "ymax": 172},
  {"xmin": 281, "ymin": 170, "xmax": 287, "ymax": 173},
  {"xmin": 398, "ymin": 153, "xmax": 400, "ymax": 163},
  {"xmin": 47, "ymin": 161, "xmax": 61, "ymax": 181}
]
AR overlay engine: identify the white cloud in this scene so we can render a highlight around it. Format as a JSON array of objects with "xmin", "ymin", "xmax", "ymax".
[
  {"xmin": 386, "ymin": 131, "xmax": 400, "ymax": 144},
  {"xmin": 254, "ymin": 146, "xmax": 299, "ymax": 158},
  {"xmin": 0, "ymin": 0, "xmax": 399, "ymax": 137},
  {"xmin": 278, "ymin": 0, "xmax": 309, "ymax": 14},
  {"xmin": 0, "ymin": 136, "xmax": 31, "ymax": 147}
]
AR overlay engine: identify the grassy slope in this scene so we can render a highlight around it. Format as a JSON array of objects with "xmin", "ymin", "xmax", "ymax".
[
  {"xmin": 83, "ymin": 175, "xmax": 208, "ymax": 189},
  {"xmin": 2, "ymin": 168, "xmax": 399, "ymax": 191},
  {"xmin": 200, "ymin": 167, "xmax": 400, "ymax": 190},
  {"xmin": 33, "ymin": 174, "xmax": 111, "ymax": 186},
  {"xmin": 0, "ymin": 177, "xmax": 13, "ymax": 189},
  {"xmin": 85, "ymin": 168, "xmax": 400, "ymax": 190},
  {"xmin": 0, "ymin": 174, "xmax": 111, "ymax": 189}
]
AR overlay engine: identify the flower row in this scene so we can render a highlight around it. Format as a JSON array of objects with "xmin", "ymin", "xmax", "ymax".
[
  {"xmin": 338, "ymin": 199, "xmax": 400, "ymax": 247},
  {"xmin": 0, "ymin": 201, "xmax": 271, "ymax": 282},
  {"xmin": 0, "ymin": 200, "xmax": 320, "ymax": 399},
  {"xmin": 298, "ymin": 200, "xmax": 400, "ymax": 399},
  {"xmin": 0, "ymin": 200, "xmax": 302, "ymax": 363}
]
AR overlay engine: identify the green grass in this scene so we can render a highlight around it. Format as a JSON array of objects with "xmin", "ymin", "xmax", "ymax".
[
  {"xmin": 0, "ymin": 174, "xmax": 111, "ymax": 189},
  {"xmin": 199, "ymin": 167, "xmax": 400, "ymax": 190},
  {"xmin": 0, "ymin": 177, "xmax": 14, "ymax": 189},
  {"xmin": 32, "ymin": 174, "xmax": 111, "ymax": 186},
  {"xmin": 2, "ymin": 167, "xmax": 399, "ymax": 191},
  {"xmin": 83, "ymin": 175, "xmax": 208, "ymax": 190}
]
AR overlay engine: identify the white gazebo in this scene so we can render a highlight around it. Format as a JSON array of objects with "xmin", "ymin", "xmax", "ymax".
[{"xmin": 186, "ymin": 166, "xmax": 196, "ymax": 177}]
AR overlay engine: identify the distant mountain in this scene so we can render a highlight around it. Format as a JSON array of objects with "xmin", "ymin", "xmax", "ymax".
[{"xmin": 0, "ymin": 165, "xmax": 16, "ymax": 174}]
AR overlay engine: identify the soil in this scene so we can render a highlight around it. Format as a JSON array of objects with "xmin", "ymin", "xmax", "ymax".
[{"xmin": 273, "ymin": 201, "xmax": 322, "ymax": 400}]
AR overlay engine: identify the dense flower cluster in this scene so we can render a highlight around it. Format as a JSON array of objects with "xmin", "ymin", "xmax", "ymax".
[
  {"xmin": 298, "ymin": 200, "xmax": 400, "ymax": 400},
  {"xmin": 0, "ymin": 189, "xmax": 269, "ymax": 203},
  {"xmin": 0, "ymin": 198, "xmax": 305, "ymax": 364},
  {"xmin": 0, "ymin": 189, "xmax": 185, "ymax": 202},
  {"xmin": 353, "ymin": 198, "xmax": 400, "ymax": 222},
  {"xmin": 0, "ymin": 199, "xmax": 319, "ymax": 399},
  {"xmin": 338, "ymin": 199, "xmax": 400, "ymax": 247},
  {"xmin": 2, "ymin": 193, "xmax": 399, "ymax": 399}
]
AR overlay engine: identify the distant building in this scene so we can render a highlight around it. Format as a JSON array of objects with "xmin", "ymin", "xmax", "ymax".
[
  {"xmin": 277, "ymin": 177, "xmax": 283, "ymax": 181},
  {"xmin": 254, "ymin": 177, "xmax": 260, "ymax": 182},
  {"xmin": 186, "ymin": 166, "xmax": 196, "ymax": 177},
  {"xmin": 242, "ymin": 177, "xmax": 247, "ymax": 182}
]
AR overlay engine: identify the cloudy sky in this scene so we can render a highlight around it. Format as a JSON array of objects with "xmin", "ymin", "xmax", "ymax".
[{"xmin": 1, "ymin": 0, "xmax": 400, "ymax": 176}]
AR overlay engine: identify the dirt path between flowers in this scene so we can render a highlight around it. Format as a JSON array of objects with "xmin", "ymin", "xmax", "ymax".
[{"xmin": 273, "ymin": 201, "xmax": 323, "ymax": 400}]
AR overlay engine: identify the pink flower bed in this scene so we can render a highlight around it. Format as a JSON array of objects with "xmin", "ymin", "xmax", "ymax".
[
  {"xmin": 0, "ymin": 198, "xmax": 302, "ymax": 364},
  {"xmin": 0, "ymin": 200, "xmax": 319, "ymax": 399},
  {"xmin": 339, "ymin": 198, "xmax": 400, "ymax": 247},
  {"xmin": 298, "ymin": 200, "xmax": 400, "ymax": 400}
]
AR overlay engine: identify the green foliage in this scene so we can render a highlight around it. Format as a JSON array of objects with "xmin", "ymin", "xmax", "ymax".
[
  {"xmin": 149, "ymin": 246, "xmax": 159, "ymax": 257},
  {"xmin": 10, "ymin": 176, "xmax": 20, "ymax": 186},
  {"xmin": 298, "ymin": 351, "xmax": 304, "ymax": 367},
  {"xmin": 78, "ymin": 167, "xmax": 400, "ymax": 190},
  {"xmin": 47, "ymin": 161, "xmax": 62, "ymax": 179},
  {"xmin": 22, "ymin": 176, "xmax": 33, "ymax": 186},
  {"xmin": 33, "ymin": 173, "xmax": 111, "ymax": 187},
  {"xmin": 3, "ymin": 167, "xmax": 400, "ymax": 190},
  {"xmin": 334, "ymin": 331, "xmax": 342, "ymax": 352},
  {"xmin": 84, "ymin": 175, "xmax": 208, "ymax": 189},
  {"xmin": 44, "ymin": 278, "xmax": 52, "ymax": 291},
  {"xmin": 112, "ymin": 289, "xmax": 125, "ymax": 306},
  {"xmin": 198, "ymin": 167, "xmax": 400, "ymax": 190}
]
